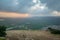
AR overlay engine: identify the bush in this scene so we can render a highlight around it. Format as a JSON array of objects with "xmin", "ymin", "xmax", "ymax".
[
  {"xmin": 0, "ymin": 26, "xmax": 6, "ymax": 37},
  {"xmin": 48, "ymin": 27, "xmax": 60, "ymax": 34},
  {"xmin": 0, "ymin": 38, "xmax": 5, "ymax": 40}
]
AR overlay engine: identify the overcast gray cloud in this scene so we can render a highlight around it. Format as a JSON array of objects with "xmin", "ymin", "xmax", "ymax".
[
  {"xmin": 40, "ymin": 0, "xmax": 60, "ymax": 11},
  {"xmin": 0, "ymin": 0, "xmax": 60, "ymax": 17}
]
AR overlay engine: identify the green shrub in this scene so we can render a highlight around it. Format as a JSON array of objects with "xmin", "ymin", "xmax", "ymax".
[
  {"xmin": 0, "ymin": 26, "xmax": 6, "ymax": 37},
  {"xmin": 48, "ymin": 27, "xmax": 60, "ymax": 34},
  {"xmin": 0, "ymin": 38, "xmax": 5, "ymax": 40}
]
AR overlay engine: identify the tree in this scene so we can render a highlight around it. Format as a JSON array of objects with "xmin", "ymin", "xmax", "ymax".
[{"xmin": 0, "ymin": 26, "xmax": 6, "ymax": 37}]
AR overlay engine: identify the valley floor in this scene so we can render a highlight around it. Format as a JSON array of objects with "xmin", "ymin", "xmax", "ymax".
[{"xmin": 6, "ymin": 30, "xmax": 60, "ymax": 40}]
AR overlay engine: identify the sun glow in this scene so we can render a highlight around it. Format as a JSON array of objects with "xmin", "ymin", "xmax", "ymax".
[
  {"xmin": 0, "ymin": 12, "xmax": 29, "ymax": 18},
  {"xmin": 33, "ymin": 0, "xmax": 37, "ymax": 3}
]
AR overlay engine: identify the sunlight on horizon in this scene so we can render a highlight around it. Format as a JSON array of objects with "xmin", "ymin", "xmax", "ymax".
[{"xmin": 0, "ymin": 12, "xmax": 29, "ymax": 18}]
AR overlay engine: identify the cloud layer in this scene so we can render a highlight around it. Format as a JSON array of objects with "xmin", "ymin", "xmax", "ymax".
[
  {"xmin": 52, "ymin": 11, "xmax": 60, "ymax": 16},
  {"xmin": 0, "ymin": 0, "xmax": 60, "ymax": 17}
]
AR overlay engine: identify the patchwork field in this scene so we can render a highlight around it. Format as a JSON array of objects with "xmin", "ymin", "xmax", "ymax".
[{"xmin": 6, "ymin": 30, "xmax": 60, "ymax": 40}]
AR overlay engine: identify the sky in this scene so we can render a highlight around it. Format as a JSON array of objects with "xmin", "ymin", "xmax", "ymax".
[{"xmin": 0, "ymin": 0, "xmax": 60, "ymax": 18}]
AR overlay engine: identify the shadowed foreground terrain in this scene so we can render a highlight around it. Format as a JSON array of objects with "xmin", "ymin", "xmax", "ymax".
[{"xmin": 6, "ymin": 30, "xmax": 60, "ymax": 40}]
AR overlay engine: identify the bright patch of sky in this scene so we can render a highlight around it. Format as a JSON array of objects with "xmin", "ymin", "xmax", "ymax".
[
  {"xmin": 13, "ymin": 0, "xmax": 19, "ymax": 5},
  {"xmin": 28, "ymin": 0, "xmax": 49, "ymax": 16},
  {"xmin": 30, "ymin": 0, "xmax": 47, "ymax": 11}
]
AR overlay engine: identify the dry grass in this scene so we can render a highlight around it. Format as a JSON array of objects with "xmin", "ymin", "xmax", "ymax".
[{"xmin": 6, "ymin": 30, "xmax": 60, "ymax": 40}]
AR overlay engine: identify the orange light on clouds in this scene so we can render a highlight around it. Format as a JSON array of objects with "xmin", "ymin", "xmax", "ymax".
[{"xmin": 0, "ymin": 12, "xmax": 29, "ymax": 18}]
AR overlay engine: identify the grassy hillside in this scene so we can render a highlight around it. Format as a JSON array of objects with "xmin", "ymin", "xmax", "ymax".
[{"xmin": 0, "ymin": 37, "xmax": 5, "ymax": 40}]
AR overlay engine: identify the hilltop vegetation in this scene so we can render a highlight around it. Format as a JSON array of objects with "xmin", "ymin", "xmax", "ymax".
[
  {"xmin": 0, "ymin": 38, "xmax": 5, "ymax": 40},
  {"xmin": 0, "ymin": 26, "xmax": 6, "ymax": 37},
  {"xmin": 48, "ymin": 27, "xmax": 60, "ymax": 34}
]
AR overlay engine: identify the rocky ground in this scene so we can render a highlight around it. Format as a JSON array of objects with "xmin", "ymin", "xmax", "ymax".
[{"xmin": 6, "ymin": 30, "xmax": 60, "ymax": 40}]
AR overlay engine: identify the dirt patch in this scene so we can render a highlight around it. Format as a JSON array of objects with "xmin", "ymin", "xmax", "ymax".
[{"xmin": 6, "ymin": 30, "xmax": 60, "ymax": 40}]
